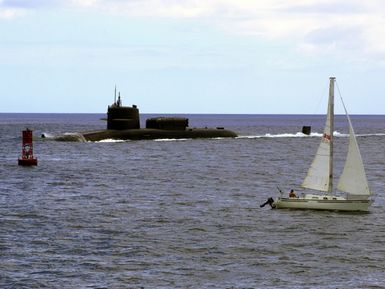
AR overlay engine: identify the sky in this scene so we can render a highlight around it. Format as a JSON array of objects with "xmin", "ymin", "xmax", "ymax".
[{"xmin": 1, "ymin": 0, "xmax": 385, "ymax": 114}]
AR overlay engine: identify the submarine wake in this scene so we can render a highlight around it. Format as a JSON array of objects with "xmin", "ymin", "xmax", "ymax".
[{"xmin": 237, "ymin": 131, "xmax": 385, "ymax": 139}]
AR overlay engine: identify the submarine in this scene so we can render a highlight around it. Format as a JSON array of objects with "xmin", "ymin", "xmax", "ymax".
[{"xmin": 53, "ymin": 90, "xmax": 238, "ymax": 142}]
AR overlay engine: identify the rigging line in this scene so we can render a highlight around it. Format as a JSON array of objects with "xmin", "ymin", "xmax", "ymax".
[
  {"xmin": 336, "ymin": 80, "xmax": 358, "ymax": 140},
  {"xmin": 336, "ymin": 80, "xmax": 350, "ymax": 117},
  {"xmin": 312, "ymin": 81, "xmax": 328, "ymax": 115}
]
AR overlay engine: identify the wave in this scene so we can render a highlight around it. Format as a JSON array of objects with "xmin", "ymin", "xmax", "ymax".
[
  {"xmin": 237, "ymin": 132, "xmax": 320, "ymax": 139},
  {"xmin": 154, "ymin": 137, "xmax": 231, "ymax": 142},
  {"xmin": 355, "ymin": 133, "xmax": 385, "ymax": 137},
  {"xmin": 154, "ymin": 138, "xmax": 189, "ymax": 142},
  {"xmin": 237, "ymin": 131, "xmax": 385, "ymax": 139},
  {"xmin": 41, "ymin": 132, "xmax": 87, "ymax": 142},
  {"xmin": 97, "ymin": 139, "xmax": 126, "ymax": 143}
]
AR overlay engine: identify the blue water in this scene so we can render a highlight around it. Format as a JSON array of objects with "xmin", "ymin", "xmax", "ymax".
[{"xmin": 1, "ymin": 113, "xmax": 385, "ymax": 288}]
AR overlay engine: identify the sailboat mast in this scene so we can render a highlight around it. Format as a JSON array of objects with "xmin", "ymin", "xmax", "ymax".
[{"xmin": 328, "ymin": 77, "xmax": 335, "ymax": 193}]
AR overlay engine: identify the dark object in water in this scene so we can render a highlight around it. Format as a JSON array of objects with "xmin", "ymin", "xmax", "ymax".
[
  {"xmin": 302, "ymin": 126, "xmax": 311, "ymax": 135},
  {"xmin": 51, "ymin": 89, "xmax": 238, "ymax": 142},
  {"xmin": 260, "ymin": 197, "xmax": 276, "ymax": 209}
]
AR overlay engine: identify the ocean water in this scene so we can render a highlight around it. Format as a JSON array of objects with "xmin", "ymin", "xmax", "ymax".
[{"xmin": 1, "ymin": 113, "xmax": 384, "ymax": 289}]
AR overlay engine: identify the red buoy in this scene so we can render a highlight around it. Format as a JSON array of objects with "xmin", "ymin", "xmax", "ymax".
[{"xmin": 18, "ymin": 128, "xmax": 38, "ymax": 166}]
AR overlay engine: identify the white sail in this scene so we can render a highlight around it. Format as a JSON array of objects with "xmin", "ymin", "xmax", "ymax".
[
  {"xmin": 337, "ymin": 102, "xmax": 371, "ymax": 197},
  {"xmin": 301, "ymin": 118, "xmax": 332, "ymax": 192},
  {"xmin": 301, "ymin": 78, "xmax": 334, "ymax": 192}
]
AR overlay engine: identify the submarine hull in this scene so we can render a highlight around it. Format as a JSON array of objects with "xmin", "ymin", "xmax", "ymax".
[{"xmin": 55, "ymin": 128, "xmax": 237, "ymax": 142}]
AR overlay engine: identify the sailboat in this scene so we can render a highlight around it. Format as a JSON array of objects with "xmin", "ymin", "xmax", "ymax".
[{"xmin": 273, "ymin": 77, "xmax": 373, "ymax": 211}]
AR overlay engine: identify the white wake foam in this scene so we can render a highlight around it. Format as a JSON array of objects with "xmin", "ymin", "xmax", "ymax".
[
  {"xmin": 237, "ymin": 131, "xmax": 385, "ymax": 139},
  {"xmin": 97, "ymin": 139, "xmax": 126, "ymax": 143}
]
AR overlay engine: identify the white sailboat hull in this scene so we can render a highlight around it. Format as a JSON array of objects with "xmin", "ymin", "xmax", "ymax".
[{"xmin": 274, "ymin": 194, "xmax": 372, "ymax": 212}]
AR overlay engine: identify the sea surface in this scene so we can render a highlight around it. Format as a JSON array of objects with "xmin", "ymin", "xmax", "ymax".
[{"xmin": 1, "ymin": 113, "xmax": 384, "ymax": 289}]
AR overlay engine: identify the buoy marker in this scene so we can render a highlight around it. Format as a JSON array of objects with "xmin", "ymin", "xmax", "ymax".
[{"xmin": 18, "ymin": 128, "xmax": 38, "ymax": 166}]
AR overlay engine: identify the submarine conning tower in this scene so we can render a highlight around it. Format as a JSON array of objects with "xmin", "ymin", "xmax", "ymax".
[{"xmin": 107, "ymin": 92, "xmax": 140, "ymax": 130}]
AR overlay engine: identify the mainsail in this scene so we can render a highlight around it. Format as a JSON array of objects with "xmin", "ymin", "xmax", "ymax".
[{"xmin": 301, "ymin": 78, "xmax": 334, "ymax": 192}]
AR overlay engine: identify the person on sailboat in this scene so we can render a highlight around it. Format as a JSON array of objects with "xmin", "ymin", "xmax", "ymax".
[{"xmin": 289, "ymin": 189, "xmax": 296, "ymax": 198}]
